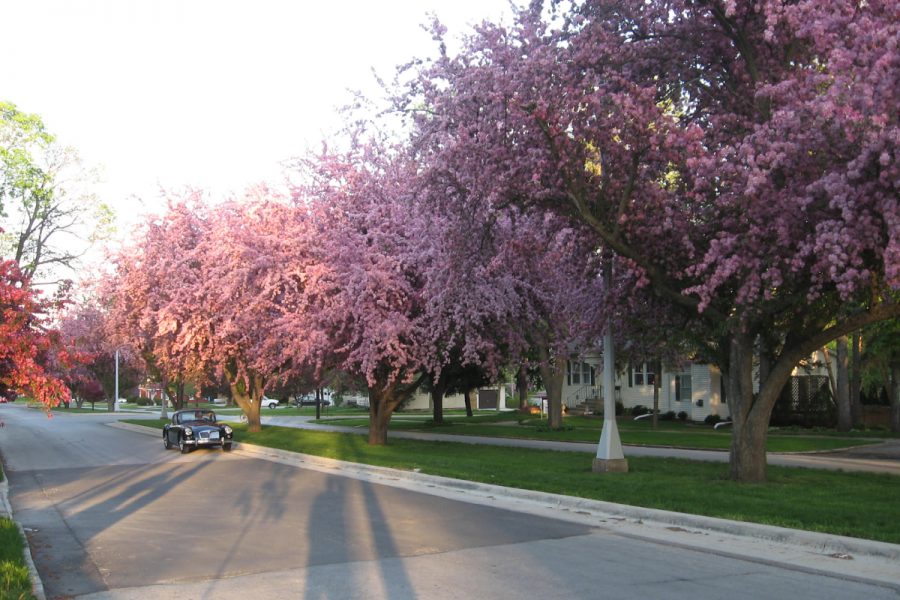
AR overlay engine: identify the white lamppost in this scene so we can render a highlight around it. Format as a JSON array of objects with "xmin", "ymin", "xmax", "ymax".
[
  {"xmin": 113, "ymin": 349, "xmax": 119, "ymax": 413},
  {"xmin": 593, "ymin": 258, "xmax": 628, "ymax": 473}
]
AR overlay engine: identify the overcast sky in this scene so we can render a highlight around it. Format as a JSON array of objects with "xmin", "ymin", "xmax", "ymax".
[{"xmin": 2, "ymin": 0, "xmax": 514, "ymax": 241}]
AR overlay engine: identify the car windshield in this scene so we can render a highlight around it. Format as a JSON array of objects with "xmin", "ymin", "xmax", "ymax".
[{"xmin": 184, "ymin": 410, "xmax": 215, "ymax": 423}]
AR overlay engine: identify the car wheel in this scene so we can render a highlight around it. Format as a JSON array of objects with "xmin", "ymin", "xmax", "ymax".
[
  {"xmin": 163, "ymin": 434, "xmax": 171, "ymax": 450},
  {"xmin": 179, "ymin": 436, "xmax": 190, "ymax": 454},
  {"xmin": 223, "ymin": 443, "xmax": 232, "ymax": 451}
]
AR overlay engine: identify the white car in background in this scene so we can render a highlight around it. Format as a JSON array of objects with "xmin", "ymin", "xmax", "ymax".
[{"xmin": 261, "ymin": 396, "xmax": 280, "ymax": 409}]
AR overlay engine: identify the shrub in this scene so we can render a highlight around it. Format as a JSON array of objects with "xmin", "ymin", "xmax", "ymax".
[
  {"xmin": 677, "ymin": 411, "xmax": 688, "ymax": 421},
  {"xmin": 660, "ymin": 411, "xmax": 676, "ymax": 421},
  {"xmin": 704, "ymin": 414, "xmax": 722, "ymax": 426},
  {"xmin": 631, "ymin": 405, "xmax": 650, "ymax": 417},
  {"xmin": 615, "ymin": 401, "xmax": 624, "ymax": 416},
  {"xmin": 136, "ymin": 397, "xmax": 154, "ymax": 406}
]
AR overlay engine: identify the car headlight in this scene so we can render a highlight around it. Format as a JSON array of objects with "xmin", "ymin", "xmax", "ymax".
[
  {"xmin": 223, "ymin": 425, "xmax": 233, "ymax": 435},
  {"xmin": 184, "ymin": 427, "xmax": 193, "ymax": 436}
]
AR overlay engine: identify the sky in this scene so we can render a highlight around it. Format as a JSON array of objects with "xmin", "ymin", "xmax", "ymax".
[{"xmin": 2, "ymin": 0, "xmax": 514, "ymax": 245}]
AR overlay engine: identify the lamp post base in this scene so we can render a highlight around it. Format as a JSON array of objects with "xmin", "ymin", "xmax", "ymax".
[{"xmin": 592, "ymin": 458, "xmax": 629, "ymax": 473}]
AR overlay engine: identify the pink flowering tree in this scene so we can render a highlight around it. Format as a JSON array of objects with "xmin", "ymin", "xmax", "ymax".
[
  {"xmin": 488, "ymin": 210, "xmax": 607, "ymax": 429},
  {"xmin": 402, "ymin": 0, "xmax": 899, "ymax": 481},
  {"xmin": 181, "ymin": 191, "xmax": 316, "ymax": 432},
  {"xmin": 58, "ymin": 298, "xmax": 143, "ymax": 409},
  {"xmin": 106, "ymin": 192, "xmax": 213, "ymax": 414},
  {"xmin": 287, "ymin": 146, "xmax": 438, "ymax": 444}
]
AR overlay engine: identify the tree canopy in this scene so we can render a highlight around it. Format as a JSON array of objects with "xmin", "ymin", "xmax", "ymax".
[
  {"xmin": 395, "ymin": 0, "xmax": 899, "ymax": 480},
  {"xmin": 0, "ymin": 100, "xmax": 113, "ymax": 283},
  {"xmin": 94, "ymin": 1, "xmax": 897, "ymax": 482}
]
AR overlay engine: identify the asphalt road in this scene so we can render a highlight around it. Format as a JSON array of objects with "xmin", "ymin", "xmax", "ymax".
[{"xmin": 0, "ymin": 404, "xmax": 897, "ymax": 600}]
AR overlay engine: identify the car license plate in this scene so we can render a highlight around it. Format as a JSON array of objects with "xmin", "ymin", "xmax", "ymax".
[{"xmin": 209, "ymin": 431, "xmax": 220, "ymax": 440}]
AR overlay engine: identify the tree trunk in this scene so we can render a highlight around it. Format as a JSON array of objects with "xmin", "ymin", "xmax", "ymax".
[
  {"xmin": 537, "ymin": 348, "xmax": 565, "ymax": 430},
  {"xmin": 159, "ymin": 373, "xmax": 169, "ymax": 419},
  {"xmin": 891, "ymin": 363, "xmax": 900, "ymax": 434},
  {"xmin": 230, "ymin": 384, "xmax": 262, "ymax": 432},
  {"xmin": 726, "ymin": 334, "xmax": 769, "ymax": 483},
  {"xmin": 175, "ymin": 379, "xmax": 186, "ymax": 411},
  {"xmin": 822, "ymin": 346, "xmax": 837, "ymax": 403},
  {"xmin": 850, "ymin": 331, "xmax": 862, "ymax": 428},
  {"xmin": 368, "ymin": 382, "xmax": 407, "ymax": 445},
  {"xmin": 369, "ymin": 396, "xmax": 391, "ymax": 445},
  {"xmin": 315, "ymin": 387, "xmax": 322, "ymax": 420},
  {"xmin": 431, "ymin": 383, "xmax": 446, "ymax": 425},
  {"xmin": 463, "ymin": 389, "xmax": 474, "ymax": 418},
  {"xmin": 517, "ymin": 365, "xmax": 529, "ymax": 413},
  {"xmin": 836, "ymin": 336, "xmax": 851, "ymax": 432},
  {"xmin": 366, "ymin": 376, "xmax": 425, "ymax": 445}
]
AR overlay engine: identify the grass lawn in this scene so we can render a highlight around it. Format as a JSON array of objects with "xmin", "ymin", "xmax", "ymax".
[
  {"xmin": 0, "ymin": 470, "xmax": 35, "ymax": 600},
  {"xmin": 214, "ymin": 406, "xmax": 369, "ymax": 417},
  {"xmin": 125, "ymin": 419, "xmax": 900, "ymax": 543},
  {"xmin": 316, "ymin": 413, "xmax": 884, "ymax": 453}
]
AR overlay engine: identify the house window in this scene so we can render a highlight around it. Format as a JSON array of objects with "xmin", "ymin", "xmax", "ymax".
[
  {"xmin": 630, "ymin": 363, "xmax": 655, "ymax": 387},
  {"xmin": 568, "ymin": 361, "xmax": 595, "ymax": 386},
  {"xmin": 676, "ymin": 372, "xmax": 693, "ymax": 402}
]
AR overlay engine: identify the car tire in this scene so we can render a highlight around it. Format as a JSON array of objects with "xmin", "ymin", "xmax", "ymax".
[
  {"xmin": 163, "ymin": 434, "xmax": 171, "ymax": 450},
  {"xmin": 223, "ymin": 443, "xmax": 232, "ymax": 451},
  {"xmin": 179, "ymin": 436, "xmax": 190, "ymax": 454}
]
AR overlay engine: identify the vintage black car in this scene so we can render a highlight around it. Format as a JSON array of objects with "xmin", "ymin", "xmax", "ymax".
[{"xmin": 163, "ymin": 409, "xmax": 233, "ymax": 453}]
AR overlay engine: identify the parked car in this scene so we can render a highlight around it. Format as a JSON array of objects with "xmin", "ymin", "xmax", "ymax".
[
  {"xmin": 261, "ymin": 396, "xmax": 279, "ymax": 409},
  {"xmin": 292, "ymin": 395, "xmax": 332, "ymax": 407},
  {"xmin": 163, "ymin": 409, "xmax": 233, "ymax": 454}
]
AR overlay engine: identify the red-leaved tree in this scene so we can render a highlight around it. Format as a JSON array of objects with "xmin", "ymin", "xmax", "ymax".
[{"xmin": 0, "ymin": 257, "xmax": 71, "ymax": 408}]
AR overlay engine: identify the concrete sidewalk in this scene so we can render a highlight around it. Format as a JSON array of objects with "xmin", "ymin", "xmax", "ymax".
[{"xmin": 239, "ymin": 415, "xmax": 900, "ymax": 476}]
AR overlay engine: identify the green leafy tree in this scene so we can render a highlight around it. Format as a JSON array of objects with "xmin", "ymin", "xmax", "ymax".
[
  {"xmin": 860, "ymin": 320, "xmax": 900, "ymax": 432},
  {"xmin": 0, "ymin": 100, "xmax": 113, "ymax": 283}
]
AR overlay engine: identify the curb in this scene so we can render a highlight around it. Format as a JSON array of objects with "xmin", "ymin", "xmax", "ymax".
[
  {"xmin": 109, "ymin": 420, "xmax": 900, "ymax": 563},
  {"xmin": 0, "ymin": 476, "xmax": 47, "ymax": 600}
]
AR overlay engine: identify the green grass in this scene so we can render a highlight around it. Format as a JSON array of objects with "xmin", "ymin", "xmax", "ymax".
[
  {"xmin": 0, "ymin": 518, "xmax": 33, "ymax": 600},
  {"xmin": 0, "ymin": 463, "xmax": 34, "ymax": 600},
  {"xmin": 214, "ymin": 406, "xmax": 368, "ymax": 417},
  {"xmin": 125, "ymin": 419, "xmax": 900, "ymax": 543},
  {"xmin": 316, "ymin": 414, "xmax": 881, "ymax": 452}
]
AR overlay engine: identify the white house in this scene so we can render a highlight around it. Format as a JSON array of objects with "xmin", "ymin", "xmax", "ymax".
[
  {"xmin": 562, "ymin": 354, "xmax": 729, "ymax": 422},
  {"xmin": 401, "ymin": 387, "xmax": 508, "ymax": 412}
]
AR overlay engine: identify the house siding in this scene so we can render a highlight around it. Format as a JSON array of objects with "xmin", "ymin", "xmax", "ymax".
[
  {"xmin": 402, "ymin": 391, "xmax": 468, "ymax": 411},
  {"xmin": 401, "ymin": 388, "xmax": 506, "ymax": 412}
]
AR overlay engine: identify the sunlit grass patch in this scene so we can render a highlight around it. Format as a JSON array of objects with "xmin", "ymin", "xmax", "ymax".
[{"xmin": 0, "ymin": 515, "xmax": 34, "ymax": 600}]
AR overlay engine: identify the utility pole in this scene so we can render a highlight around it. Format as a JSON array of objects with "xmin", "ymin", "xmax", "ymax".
[
  {"xmin": 593, "ymin": 258, "xmax": 628, "ymax": 473},
  {"xmin": 113, "ymin": 350, "xmax": 119, "ymax": 413}
]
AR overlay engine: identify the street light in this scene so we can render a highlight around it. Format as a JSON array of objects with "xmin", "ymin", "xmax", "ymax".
[
  {"xmin": 113, "ymin": 349, "xmax": 119, "ymax": 413},
  {"xmin": 593, "ymin": 257, "xmax": 628, "ymax": 473}
]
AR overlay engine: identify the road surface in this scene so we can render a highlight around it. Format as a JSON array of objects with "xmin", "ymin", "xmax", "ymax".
[{"xmin": 0, "ymin": 404, "xmax": 897, "ymax": 599}]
